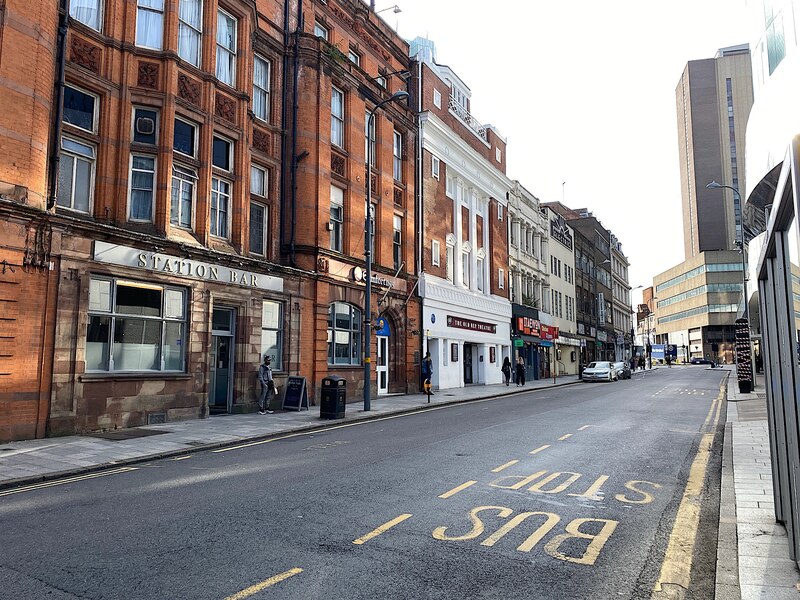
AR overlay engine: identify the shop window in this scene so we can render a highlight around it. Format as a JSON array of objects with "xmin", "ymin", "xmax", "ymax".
[
  {"xmin": 327, "ymin": 302, "xmax": 361, "ymax": 365},
  {"xmin": 136, "ymin": 0, "xmax": 164, "ymax": 49},
  {"xmin": 178, "ymin": 0, "xmax": 202, "ymax": 66},
  {"xmin": 58, "ymin": 137, "xmax": 95, "ymax": 213},
  {"xmin": 261, "ymin": 300, "xmax": 283, "ymax": 371},
  {"xmin": 86, "ymin": 278, "xmax": 187, "ymax": 372}
]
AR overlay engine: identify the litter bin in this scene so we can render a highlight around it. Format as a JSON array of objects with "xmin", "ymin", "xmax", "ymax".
[{"xmin": 320, "ymin": 376, "xmax": 346, "ymax": 419}]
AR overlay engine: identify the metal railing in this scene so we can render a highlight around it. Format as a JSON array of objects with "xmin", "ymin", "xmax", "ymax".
[{"xmin": 449, "ymin": 96, "xmax": 488, "ymax": 143}]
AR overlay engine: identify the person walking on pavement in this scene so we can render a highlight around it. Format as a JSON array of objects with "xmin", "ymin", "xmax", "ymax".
[
  {"xmin": 515, "ymin": 356, "xmax": 526, "ymax": 386},
  {"xmin": 501, "ymin": 357, "xmax": 512, "ymax": 386},
  {"xmin": 257, "ymin": 355, "xmax": 275, "ymax": 414},
  {"xmin": 422, "ymin": 351, "xmax": 434, "ymax": 394}
]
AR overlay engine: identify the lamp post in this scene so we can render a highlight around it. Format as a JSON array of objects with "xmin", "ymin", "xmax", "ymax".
[
  {"xmin": 706, "ymin": 181, "xmax": 747, "ymax": 320},
  {"xmin": 593, "ymin": 258, "xmax": 611, "ymax": 362},
  {"xmin": 364, "ymin": 90, "xmax": 409, "ymax": 411}
]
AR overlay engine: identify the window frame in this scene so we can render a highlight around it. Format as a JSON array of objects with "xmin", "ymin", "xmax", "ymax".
[
  {"xmin": 173, "ymin": 117, "xmax": 198, "ymax": 159},
  {"xmin": 393, "ymin": 130, "xmax": 403, "ymax": 182},
  {"xmin": 432, "ymin": 155, "xmax": 440, "ymax": 180},
  {"xmin": 331, "ymin": 87, "xmax": 344, "ymax": 148},
  {"xmin": 433, "ymin": 88, "xmax": 441, "ymax": 109},
  {"xmin": 330, "ymin": 185, "xmax": 344, "ymax": 253},
  {"xmin": 499, "ymin": 268, "xmax": 505, "ymax": 290},
  {"xmin": 314, "ymin": 21, "xmax": 329, "ymax": 40},
  {"xmin": 393, "ymin": 214, "xmax": 402, "ymax": 271},
  {"xmin": 170, "ymin": 164, "xmax": 197, "ymax": 230},
  {"xmin": 58, "ymin": 136, "xmax": 96, "ymax": 214},
  {"xmin": 250, "ymin": 164, "xmax": 268, "ymax": 197},
  {"xmin": 86, "ymin": 277, "xmax": 188, "ymax": 373},
  {"xmin": 215, "ymin": 8, "xmax": 237, "ymax": 87},
  {"xmin": 63, "ymin": 85, "xmax": 99, "ymax": 133},
  {"xmin": 210, "ymin": 176, "xmax": 232, "ymax": 239},
  {"xmin": 135, "ymin": 0, "xmax": 165, "ymax": 50},
  {"xmin": 249, "ymin": 201, "xmax": 268, "ymax": 256},
  {"xmin": 431, "ymin": 239, "xmax": 441, "ymax": 267},
  {"xmin": 261, "ymin": 300, "xmax": 283, "ymax": 371},
  {"xmin": 348, "ymin": 49, "xmax": 360, "ymax": 66},
  {"xmin": 69, "ymin": 0, "xmax": 103, "ymax": 32},
  {"xmin": 132, "ymin": 106, "xmax": 159, "ymax": 146},
  {"xmin": 128, "ymin": 153, "xmax": 157, "ymax": 223},
  {"xmin": 253, "ymin": 55, "xmax": 271, "ymax": 122},
  {"xmin": 327, "ymin": 302, "xmax": 362, "ymax": 366},
  {"xmin": 212, "ymin": 135, "xmax": 233, "ymax": 172},
  {"xmin": 177, "ymin": 0, "xmax": 203, "ymax": 66}
]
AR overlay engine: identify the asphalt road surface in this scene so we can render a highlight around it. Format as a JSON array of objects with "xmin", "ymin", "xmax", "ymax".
[{"xmin": 0, "ymin": 367, "xmax": 727, "ymax": 600}]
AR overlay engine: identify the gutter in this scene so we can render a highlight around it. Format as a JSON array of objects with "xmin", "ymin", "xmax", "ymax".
[{"xmin": 47, "ymin": 0, "xmax": 70, "ymax": 210}]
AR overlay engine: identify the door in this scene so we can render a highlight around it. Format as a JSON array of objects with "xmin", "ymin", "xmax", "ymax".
[
  {"xmin": 463, "ymin": 343, "xmax": 473, "ymax": 384},
  {"xmin": 210, "ymin": 307, "xmax": 235, "ymax": 413},
  {"xmin": 377, "ymin": 335, "xmax": 389, "ymax": 395}
]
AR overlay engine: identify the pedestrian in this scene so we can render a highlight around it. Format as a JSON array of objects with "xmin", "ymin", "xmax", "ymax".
[
  {"xmin": 422, "ymin": 351, "xmax": 433, "ymax": 394},
  {"xmin": 501, "ymin": 357, "xmax": 512, "ymax": 386},
  {"xmin": 630, "ymin": 356, "xmax": 636, "ymax": 372},
  {"xmin": 257, "ymin": 355, "xmax": 275, "ymax": 414},
  {"xmin": 515, "ymin": 356, "xmax": 526, "ymax": 386}
]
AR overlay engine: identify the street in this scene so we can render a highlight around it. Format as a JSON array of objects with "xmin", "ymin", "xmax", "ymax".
[{"xmin": 0, "ymin": 367, "xmax": 726, "ymax": 600}]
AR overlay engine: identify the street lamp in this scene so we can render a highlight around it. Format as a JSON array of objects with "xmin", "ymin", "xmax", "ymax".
[
  {"xmin": 706, "ymin": 181, "xmax": 747, "ymax": 319},
  {"xmin": 593, "ymin": 258, "xmax": 611, "ymax": 362},
  {"xmin": 364, "ymin": 90, "xmax": 409, "ymax": 411}
]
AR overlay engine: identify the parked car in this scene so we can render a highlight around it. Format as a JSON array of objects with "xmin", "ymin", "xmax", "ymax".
[
  {"xmin": 582, "ymin": 361, "xmax": 617, "ymax": 382},
  {"xmin": 690, "ymin": 357, "xmax": 713, "ymax": 365},
  {"xmin": 612, "ymin": 361, "xmax": 631, "ymax": 380}
]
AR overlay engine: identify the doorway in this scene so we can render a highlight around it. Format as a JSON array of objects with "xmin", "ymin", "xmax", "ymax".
[
  {"xmin": 210, "ymin": 307, "xmax": 236, "ymax": 413},
  {"xmin": 463, "ymin": 343, "xmax": 474, "ymax": 384},
  {"xmin": 377, "ymin": 335, "xmax": 389, "ymax": 394}
]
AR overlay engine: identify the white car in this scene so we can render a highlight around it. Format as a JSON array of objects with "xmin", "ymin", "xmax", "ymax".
[{"xmin": 582, "ymin": 361, "xmax": 617, "ymax": 382}]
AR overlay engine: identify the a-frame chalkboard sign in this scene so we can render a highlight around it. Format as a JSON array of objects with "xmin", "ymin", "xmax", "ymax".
[{"xmin": 281, "ymin": 376, "xmax": 309, "ymax": 411}]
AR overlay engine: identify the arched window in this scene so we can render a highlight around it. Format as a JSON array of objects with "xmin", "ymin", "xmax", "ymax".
[{"xmin": 328, "ymin": 302, "xmax": 362, "ymax": 365}]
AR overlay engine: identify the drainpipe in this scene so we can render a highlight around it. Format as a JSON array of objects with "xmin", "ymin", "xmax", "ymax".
[
  {"xmin": 288, "ymin": 0, "xmax": 303, "ymax": 267},
  {"xmin": 48, "ymin": 0, "xmax": 70, "ymax": 210},
  {"xmin": 415, "ymin": 59, "xmax": 425, "ymax": 365},
  {"xmin": 280, "ymin": 0, "xmax": 290, "ymax": 254}
]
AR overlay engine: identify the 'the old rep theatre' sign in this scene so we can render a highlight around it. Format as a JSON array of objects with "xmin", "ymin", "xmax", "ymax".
[{"xmin": 447, "ymin": 315, "xmax": 496, "ymax": 334}]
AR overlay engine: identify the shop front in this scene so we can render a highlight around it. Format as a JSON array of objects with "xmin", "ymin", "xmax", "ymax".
[
  {"xmin": 511, "ymin": 305, "xmax": 557, "ymax": 381},
  {"xmin": 48, "ymin": 237, "xmax": 298, "ymax": 435},
  {"xmin": 555, "ymin": 332, "xmax": 581, "ymax": 376}
]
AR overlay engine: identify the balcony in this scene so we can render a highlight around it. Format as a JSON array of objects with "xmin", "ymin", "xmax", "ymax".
[{"xmin": 449, "ymin": 96, "xmax": 489, "ymax": 145}]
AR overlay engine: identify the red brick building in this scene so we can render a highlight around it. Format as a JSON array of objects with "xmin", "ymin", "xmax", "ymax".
[{"xmin": 0, "ymin": 0, "xmax": 419, "ymax": 441}]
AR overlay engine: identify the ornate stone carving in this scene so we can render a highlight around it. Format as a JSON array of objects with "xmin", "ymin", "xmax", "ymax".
[
  {"xmin": 317, "ymin": 257, "xmax": 329, "ymax": 273},
  {"xmin": 178, "ymin": 73, "xmax": 201, "ymax": 106},
  {"xmin": 253, "ymin": 129, "xmax": 270, "ymax": 154},
  {"xmin": 327, "ymin": 6, "xmax": 390, "ymax": 60},
  {"xmin": 70, "ymin": 36, "xmax": 100, "ymax": 73},
  {"xmin": 331, "ymin": 153, "xmax": 345, "ymax": 177},
  {"xmin": 215, "ymin": 92, "xmax": 235, "ymax": 123},
  {"xmin": 137, "ymin": 62, "xmax": 159, "ymax": 89},
  {"xmin": 393, "ymin": 187, "xmax": 403, "ymax": 207}
]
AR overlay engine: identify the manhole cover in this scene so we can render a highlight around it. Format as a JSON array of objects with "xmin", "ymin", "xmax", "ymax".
[{"xmin": 87, "ymin": 428, "xmax": 171, "ymax": 441}]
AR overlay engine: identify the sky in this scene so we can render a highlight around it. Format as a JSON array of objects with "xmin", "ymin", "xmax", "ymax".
[{"xmin": 376, "ymin": 0, "xmax": 753, "ymax": 305}]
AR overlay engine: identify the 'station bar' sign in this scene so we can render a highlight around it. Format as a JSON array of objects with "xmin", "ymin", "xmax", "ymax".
[
  {"xmin": 94, "ymin": 241, "xmax": 283, "ymax": 292},
  {"xmin": 447, "ymin": 315, "xmax": 496, "ymax": 334}
]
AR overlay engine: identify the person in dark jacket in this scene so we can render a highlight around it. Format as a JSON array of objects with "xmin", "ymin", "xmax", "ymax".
[
  {"xmin": 257, "ymin": 355, "xmax": 275, "ymax": 414},
  {"xmin": 421, "ymin": 351, "xmax": 433, "ymax": 394},
  {"xmin": 501, "ymin": 357, "xmax": 512, "ymax": 386},
  {"xmin": 515, "ymin": 356, "xmax": 526, "ymax": 386}
]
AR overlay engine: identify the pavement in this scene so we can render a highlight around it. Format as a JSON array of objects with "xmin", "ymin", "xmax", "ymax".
[{"xmin": 0, "ymin": 365, "xmax": 797, "ymax": 598}]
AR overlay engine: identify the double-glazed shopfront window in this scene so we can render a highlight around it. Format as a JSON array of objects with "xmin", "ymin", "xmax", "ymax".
[
  {"xmin": 86, "ymin": 278, "xmax": 187, "ymax": 372},
  {"xmin": 327, "ymin": 302, "xmax": 361, "ymax": 365}
]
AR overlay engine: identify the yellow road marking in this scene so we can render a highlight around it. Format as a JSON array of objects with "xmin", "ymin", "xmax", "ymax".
[
  {"xmin": 224, "ymin": 568, "xmax": 303, "ymax": 600},
  {"xmin": 558, "ymin": 434, "xmax": 572, "ymax": 441},
  {"xmin": 0, "ymin": 467, "xmax": 138, "ymax": 497},
  {"xmin": 491, "ymin": 460, "xmax": 519, "ymax": 473},
  {"xmin": 577, "ymin": 425, "xmax": 590, "ymax": 431},
  {"xmin": 529, "ymin": 445, "xmax": 550, "ymax": 455},
  {"xmin": 352, "ymin": 514, "xmax": 413, "ymax": 545},
  {"xmin": 439, "ymin": 480, "xmax": 478, "ymax": 499},
  {"xmin": 653, "ymin": 388, "xmax": 724, "ymax": 597}
]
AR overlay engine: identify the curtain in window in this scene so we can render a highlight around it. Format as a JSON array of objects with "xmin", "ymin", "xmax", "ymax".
[
  {"xmin": 70, "ymin": 0, "xmax": 101, "ymax": 30},
  {"xmin": 136, "ymin": 0, "xmax": 164, "ymax": 49},
  {"xmin": 178, "ymin": 0, "xmax": 202, "ymax": 65},
  {"xmin": 216, "ymin": 12, "xmax": 236, "ymax": 85},
  {"xmin": 253, "ymin": 57, "xmax": 269, "ymax": 119}
]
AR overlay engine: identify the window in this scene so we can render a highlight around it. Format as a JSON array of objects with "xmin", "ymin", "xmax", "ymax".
[
  {"xmin": 393, "ymin": 130, "xmax": 402, "ymax": 181},
  {"xmin": 251, "ymin": 165, "xmax": 267, "ymax": 197},
  {"xmin": 136, "ymin": 0, "xmax": 164, "ymax": 49},
  {"xmin": 376, "ymin": 76, "xmax": 387, "ymax": 89},
  {"xmin": 216, "ymin": 9, "xmax": 237, "ymax": 86},
  {"xmin": 476, "ymin": 257, "xmax": 485, "ymax": 292},
  {"xmin": 174, "ymin": 118, "xmax": 197, "ymax": 157},
  {"xmin": 348, "ymin": 49, "xmax": 360, "ymax": 66},
  {"xmin": 210, "ymin": 177, "xmax": 230, "ymax": 238},
  {"xmin": 498, "ymin": 204, "xmax": 503, "ymax": 221},
  {"xmin": 212, "ymin": 136, "xmax": 232, "ymax": 171},
  {"xmin": 365, "ymin": 110, "xmax": 376, "ymax": 166},
  {"xmin": 86, "ymin": 278, "xmax": 187, "ymax": 372},
  {"xmin": 499, "ymin": 268, "xmax": 505, "ymax": 290},
  {"xmin": 327, "ymin": 302, "xmax": 361, "ymax": 365},
  {"xmin": 178, "ymin": 0, "xmax": 202, "ymax": 66},
  {"xmin": 314, "ymin": 21, "xmax": 329, "ymax": 40},
  {"xmin": 432, "ymin": 156, "xmax": 440, "ymax": 180},
  {"xmin": 461, "ymin": 252, "xmax": 470, "ymax": 288},
  {"xmin": 70, "ymin": 0, "xmax": 102, "ymax": 31},
  {"xmin": 250, "ymin": 202, "xmax": 267, "ymax": 255},
  {"xmin": 63, "ymin": 86, "xmax": 97, "ymax": 132},
  {"xmin": 495, "ymin": 147, "xmax": 502, "ymax": 163},
  {"xmin": 331, "ymin": 87, "xmax": 344, "ymax": 148},
  {"xmin": 253, "ymin": 56, "xmax": 271, "ymax": 122},
  {"xmin": 330, "ymin": 185, "xmax": 344, "ymax": 252},
  {"xmin": 170, "ymin": 165, "xmax": 196, "ymax": 228},
  {"xmin": 261, "ymin": 301, "xmax": 283, "ymax": 370},
  {"xmin": 129, "ymin": 155, "xmax": 155, "ymax": 221},
  {"xmin": 510, "ymin": 220, "xmax": 516, "ymax": 246},
  {"xmin": 433, "ymin": 88, "xmax": 441, "ymax": 109},
  {"xmin": 132, "ymin": 107, "xmax": 158, "ymax": 145},
  {"xmin": 393, "ymin": 215, "xmax": 402, "ymax": 271},
  {"xmin": 446, "ymin": 174, "xmax": 455, "ymax": 198},
  {"xmin": 446, "ymin": 244, "xmax": 454, "ymax": 282},
  {"xmin": 431, "ymin": 239, "xmax": 440, "ymax": 267},
  {"xmin": 57, "ymin": 137, "xmax": 95, "ymax": 213}
]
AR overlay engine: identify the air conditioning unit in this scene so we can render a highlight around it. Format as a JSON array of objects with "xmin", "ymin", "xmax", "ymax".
[{"xmin": 136, "ymin": 117, "xmax": 155, "ymax": 136}]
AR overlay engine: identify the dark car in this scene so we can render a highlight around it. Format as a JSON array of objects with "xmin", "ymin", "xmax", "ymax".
[
  {"xmin": 612, "ymin": 361, "xmax": 631, "ymax": 380},
  {"xmin": 690, "ymin": 357, "xmax": 713, "ymax": 365}
]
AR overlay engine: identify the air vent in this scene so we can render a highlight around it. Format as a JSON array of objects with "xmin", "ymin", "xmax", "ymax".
[{"xmin": 136, "ymin": 117, "xmax": 155, "ymax": 136}]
